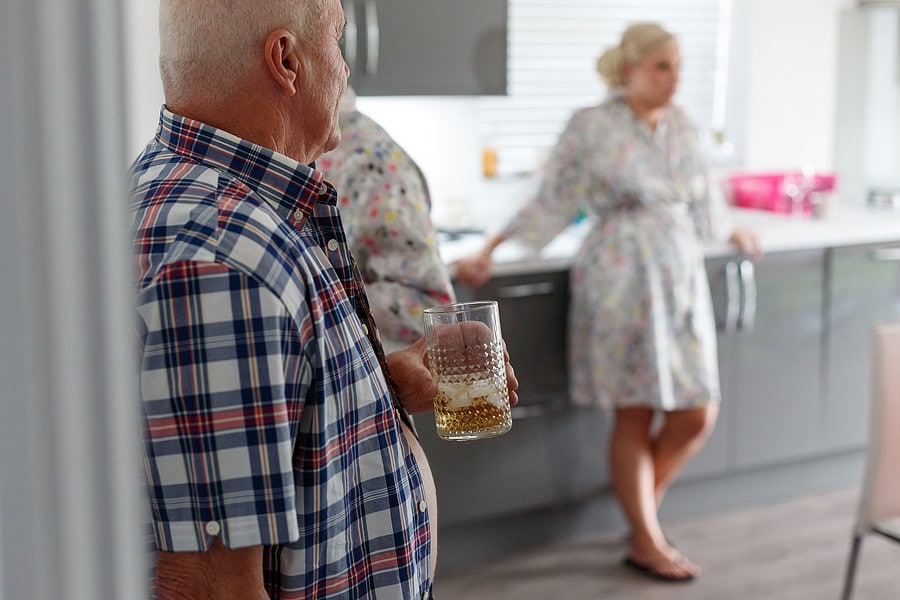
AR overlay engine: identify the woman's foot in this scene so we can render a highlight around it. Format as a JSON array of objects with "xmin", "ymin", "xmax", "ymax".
[{"xmin": 624, "ymin": 543, "xmax": 700, "ymax": 582}]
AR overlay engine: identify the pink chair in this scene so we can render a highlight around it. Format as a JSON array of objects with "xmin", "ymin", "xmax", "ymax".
[{"xmin": 841, "ymin": 321, "xmax": 900, "ymax": 600}]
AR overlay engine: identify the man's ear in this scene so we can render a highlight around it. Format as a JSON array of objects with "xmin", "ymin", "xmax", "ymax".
[{"xmin": 264, "ymin": 29, "xmax": 301, "ymax": 96}]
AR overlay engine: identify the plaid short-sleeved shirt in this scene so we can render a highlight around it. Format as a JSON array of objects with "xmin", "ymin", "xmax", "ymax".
[{"xmin": 130, "ymin": 108, "xmax": 432, "ymax": 599}]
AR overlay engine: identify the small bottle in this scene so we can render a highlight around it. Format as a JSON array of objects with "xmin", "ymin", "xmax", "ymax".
[
  {"xmin": 482, "ymin": 146, "xmax": 498, "ymax": 178},
  {"xmin": 481, "ymin": 125, "xmax": 498, "ymax": 178}
]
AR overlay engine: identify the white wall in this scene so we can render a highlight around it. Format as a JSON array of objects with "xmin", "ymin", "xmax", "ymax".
[
  {"xmin": 359, "ymin": 0, "xmax": 863, "ymax": 225},
  {"xmin": 833, "ymin": 7, "xmax": 900, "ymax": 202},
  {"xmin": 740, "ymin": 0, "xmax": 856, "ymax": 171},
  {"xmin": 124, "ymin": 0, "xmax": 871, "ymax": 225},
  {"xmin": 124, "ymin": 0, "xmax": 164, "ymax": 160}
]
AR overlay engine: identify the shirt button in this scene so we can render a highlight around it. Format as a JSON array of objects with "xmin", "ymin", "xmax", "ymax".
[
  {"xmin": 361, "ymin": 324, "xmax": 369, "ymax": 336},
  {"xmin": 327, "ymin": 239, "xmax": 339, "ymax": 252},
  {"xmin": 292, "ymin": 208, "xmax": 303, "ymax": 222},
  {"xmin": 319, "ymin": 183, "xmax": 328, "ymax": 195},
  {"xmin": 418, "ymin": 500, "xmax": 428, "ymax": 513},
  {"xmin": 205, "ymin": 521, "xmax": 221, "ymax": 536}
]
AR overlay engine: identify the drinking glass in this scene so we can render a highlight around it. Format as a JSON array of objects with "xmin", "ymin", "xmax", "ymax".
[{"xmin": 423, "ymin": 301, "xmax": 512, "ymax": 441}]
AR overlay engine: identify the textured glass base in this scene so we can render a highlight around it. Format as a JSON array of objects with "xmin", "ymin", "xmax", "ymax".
[{"xmin": 437, "ymin": 421, "xmax": 512, "ymax": 441}]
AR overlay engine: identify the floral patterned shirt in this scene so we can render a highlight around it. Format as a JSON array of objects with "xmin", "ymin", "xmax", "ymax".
[{"xmin": 319, "ymin": 109, "xmax": 455, "ymax": 353}]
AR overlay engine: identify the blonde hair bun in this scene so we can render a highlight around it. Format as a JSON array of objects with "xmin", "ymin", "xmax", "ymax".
[{"xmin": 596, "ymin": 22, "xmax": 676, "ymax": 89}]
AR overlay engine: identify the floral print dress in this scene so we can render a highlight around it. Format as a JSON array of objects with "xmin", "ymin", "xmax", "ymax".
[
  {"xmin": 319, "ymin": 109, "xmax": 455, "ymax": 353},
  {"xmin": 501, "ymin": 93, "xmax": 732, "ymax": 410}
]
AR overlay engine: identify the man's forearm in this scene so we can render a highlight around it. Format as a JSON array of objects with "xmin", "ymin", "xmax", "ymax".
[{"xmin": 155, "ymin": 539, "xmax": 269, "ymax": 600}]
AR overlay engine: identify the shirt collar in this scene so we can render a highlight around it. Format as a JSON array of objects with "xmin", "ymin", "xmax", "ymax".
[
  {"xmin": 155, "ymin": 106, "xmax": 334, "ymax": 224},
  {"xmin": 608, "ymin": 93, "xmax": 672, "ymax": 142}
]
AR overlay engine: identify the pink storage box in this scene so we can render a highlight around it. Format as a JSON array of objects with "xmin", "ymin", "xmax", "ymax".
[{"xmin": 728, "ymin": 172, "xmax": 838, "ymax": 215}]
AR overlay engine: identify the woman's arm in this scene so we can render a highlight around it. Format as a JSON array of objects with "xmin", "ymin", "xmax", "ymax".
[
  {"xmin": 453, "ymin": 233, "xmax": 507, "ymax": 288},
  {"xmin": 455, "ymin": 109, "xmax": 595, "ymax": 288}
]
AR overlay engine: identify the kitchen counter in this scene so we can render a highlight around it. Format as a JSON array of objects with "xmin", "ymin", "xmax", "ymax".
[
  {"xmin": 439, "ymin": 205, "xmax": 900, "ymax": 276},
  {"xmin": 430, "ymin": 205, "xmax": 900, "ymax": 571},
  {"xmin": 427, "ymin": 201, "xmax": 900, "ymax": 572}
]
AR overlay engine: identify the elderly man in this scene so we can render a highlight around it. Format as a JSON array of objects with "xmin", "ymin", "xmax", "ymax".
[{"xmin": 129, "ymin": 1, "xmax": 517, "ymax": 598}]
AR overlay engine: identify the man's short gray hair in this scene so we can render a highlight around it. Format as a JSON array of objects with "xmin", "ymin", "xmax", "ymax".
[{"xmin": 159, "ymin": 0, "xmax": 325, "ymax": 104}]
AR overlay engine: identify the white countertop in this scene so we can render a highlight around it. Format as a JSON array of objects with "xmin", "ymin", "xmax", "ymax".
[{"xmin": 439, "ymin": 205, "xmax": 900, "ymax": 276}]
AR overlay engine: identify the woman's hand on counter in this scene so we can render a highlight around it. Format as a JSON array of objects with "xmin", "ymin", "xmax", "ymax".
[
  {"xmin": 453, "ymin": 233, "xmax": 507, "ymax": 287},
  {"xmin": 453, "ymin": 252, "xmax": 493, "ymax": 287},
  {"xmin": 729, "ymin": 226, "xmax": 762, "ymax": 260}
]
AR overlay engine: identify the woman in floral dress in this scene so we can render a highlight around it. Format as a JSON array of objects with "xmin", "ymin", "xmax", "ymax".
[{"xmin": 456, "ymin": 23, "xmax": 759, "ymax": 581}]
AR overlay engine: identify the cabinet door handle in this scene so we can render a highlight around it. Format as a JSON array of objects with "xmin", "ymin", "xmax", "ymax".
[
  {"xmin": 724, "ymin": 261, "xmax": 740, "ymax": 334},
  {"xmin": 364, "ymin": 0, "xmax": 379, "ymax": 76},
  {"xmin": 342, "ymin": 0, "xmax": 357, "ymax": 71},
  {"xmin": 496, "ymin": 281, "xmax": 555, "ymax": 298},
  {"xmin": 870, "ymin": 247, "xmax": 900, "ymax": 262},
  {"xmin": 739, "ymin": 259, "xmax": 757, "ymax": 332}
]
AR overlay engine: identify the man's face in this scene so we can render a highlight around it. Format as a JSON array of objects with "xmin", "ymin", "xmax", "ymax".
[{"xmin": 293, "ymin": 0, "xmax": 349, "ymax": 158}]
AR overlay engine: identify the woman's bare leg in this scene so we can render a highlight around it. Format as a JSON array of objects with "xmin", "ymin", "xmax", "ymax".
[
  {"xmin": 652, "ymin": 403, "xmax": 719, "ymax": 505},
  {"xmin": 609, "ymin": 407, "xmax": 659, "ymax": 547},
  {"xmin": 609, "ymin": 407, "xmax": 697, "ymax": 579}
]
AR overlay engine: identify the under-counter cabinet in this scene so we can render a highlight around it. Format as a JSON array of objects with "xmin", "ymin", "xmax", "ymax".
[
  {"xmin": 418, "ymin": 269, "xmax": 610, "ymax": 526},
  {"xmin": 455, "ymin": 269, "xmax": 570, "ymax": 412},
  {"xmin": 822, "ymin": 243, "xmax": 900, "ymax": 453},
  {"xmin": 340, "ymin": 0, "xmax": 507, "ymax": 95},
  {"xmin": 705, "ymin": 250, "xmax": 826, "ymax": 471},
  {"xmin": 428, "ymin": 222, "xmax": 900, "ymax": 564}
]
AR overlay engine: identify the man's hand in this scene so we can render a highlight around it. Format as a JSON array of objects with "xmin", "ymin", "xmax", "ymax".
[
  {"xmin": 385, "ymin": 337, "xmax": 439, "ymax": 414},
  {"xmin": 386, "ymin": 334, "xmax": 519, "ymax": 415}
]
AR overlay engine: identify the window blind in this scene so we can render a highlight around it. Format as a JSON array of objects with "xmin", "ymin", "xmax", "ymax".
[{"xmin": 478, "ymin": 0, "xmax": 731, "ymax": 176}]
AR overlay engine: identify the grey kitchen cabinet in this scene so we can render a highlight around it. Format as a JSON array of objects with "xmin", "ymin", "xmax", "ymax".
[
  {"xmin": 821, "ymin": 243, "xmax": 900, "ymax": 453},
  {"xmin": 678, "ymin": 257, "xmax": 742, "ymax": 480},
  {"xmin": 415, "ymin": 406, "xmax": 610, "ymax": 525},
  {"xmin": 340, "ymin": 0, "xmax": 507, "ymax": 96},
  {"xmin": 673, "ymin": 262, "xmax": 734, "ymax": 480},
  {"xmin": 707, "ymin": 250, "xmax": 826, "ymax": 471},
  {"xmin": 420, "ymin": 241, "xmax": 900, "ymax": 528},
  {"xmin": 455, "ymin": 269, "xmax": 570, "ymax": 412},
  {"xmin": 417, "ymin": 269, "xmax": 609, "ymax": 525}
]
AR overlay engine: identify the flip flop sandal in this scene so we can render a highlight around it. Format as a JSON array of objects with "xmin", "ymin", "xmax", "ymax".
[{"xmin": 623, "ymin": 555, "xmax": 698, "ymax": 583}]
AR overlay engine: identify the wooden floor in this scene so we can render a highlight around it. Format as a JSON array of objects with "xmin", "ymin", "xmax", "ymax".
[{"xmin": 433, "ymin": 488, "xmax": 900, "ymax": 599}]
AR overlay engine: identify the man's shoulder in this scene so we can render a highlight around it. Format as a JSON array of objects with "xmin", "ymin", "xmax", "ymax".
[
  {"xmin": 130, "ymin": 145, "xmax": 222, "ymax": 203},
  {"xmin": 130, "ymin": 148, "xmax": 305, "ymax": 286}
]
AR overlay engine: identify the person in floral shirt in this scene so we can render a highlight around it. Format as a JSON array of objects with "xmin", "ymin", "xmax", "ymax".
[{"xmin": 320, "ymin": 88, "xmax": 455, "ymax": 353}]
